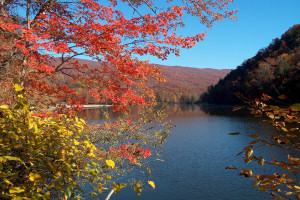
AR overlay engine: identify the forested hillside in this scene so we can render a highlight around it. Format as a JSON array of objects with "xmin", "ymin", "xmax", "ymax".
[
  {"xmin": 150, "ymin": 65, "xmax": 230, "ymax": 103},
  {"xmin": 52, "ymin": 59, "xmax": 230, "ymax": 104},
  {"xmin": 201, "ymin": 24, "xmax": 300, "ymax": 104}
]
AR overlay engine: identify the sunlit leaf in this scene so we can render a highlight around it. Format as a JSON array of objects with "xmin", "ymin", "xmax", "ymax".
[
  {"xmin": 0, "ymin": 105, "xmax": 9, "ymax": 110},
  {"xmin": 258, "ymin": 158, "xmax": 264, "ymax": 166},
  {"xmin": 106, "ymin": 160, "xmax": 115, "ymax": 168},
  {"xmin": 134, "ymin": 183, "xmax": 142, "ymax": 196},
  {"xmin": 14, "ymin": 84, "xmax": 23, "ymax": 92},
  {"xmin": 74, "ymin": 139, "xmax": 80, "ymax": 145},
  {"xmin": 253, "ymin": 180, "xmax": 261, "ymax": 187},
  {"xmin": 9, "ymin": 187, "xmax": 25, "ymax": 194},
  {"xmin": 29, "ymin": 173, "xmax": 41, "ymax": 182},
  {"xmin": 148, "ymin": 181, "xmax": 155, "ymax": 189},
  {"xmin": 244, "ymin": 158, "xmax": 252, "ymax": 164},
  {"xmin": 294, "ymin": 185, "xmax": 300, "ymax": 190}
]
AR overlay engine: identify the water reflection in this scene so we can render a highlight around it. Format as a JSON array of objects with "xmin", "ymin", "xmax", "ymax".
[
  {"xmin": 78, "ymin": 104, "xmax": 239, "ymax": 121},
  {"xmin": 79, "ymin": 104, "xmax": 296, "ymax": 200}
]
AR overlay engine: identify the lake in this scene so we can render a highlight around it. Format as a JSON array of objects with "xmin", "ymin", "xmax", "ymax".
[{"xmin": 79, "ymin": 104, "xmax": 298, "ymax": 200}]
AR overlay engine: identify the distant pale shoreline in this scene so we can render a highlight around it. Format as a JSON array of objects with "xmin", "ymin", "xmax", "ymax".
[{"xmin": 82, "ymin": 104, "xmax": 112, "ymax": 109}]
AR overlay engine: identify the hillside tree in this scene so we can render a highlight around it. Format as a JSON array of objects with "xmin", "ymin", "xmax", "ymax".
[{"xmin": 0, "ymin": 0, "xmax": 236, "ymax": 199}]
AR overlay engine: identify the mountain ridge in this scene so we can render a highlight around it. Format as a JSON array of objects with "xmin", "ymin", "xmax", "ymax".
[{"xmin": 201, "ymin": 24, "xmax": 300, "ymax": 104}]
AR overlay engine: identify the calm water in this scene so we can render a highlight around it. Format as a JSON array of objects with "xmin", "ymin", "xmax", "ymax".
[{"xmin": 79, "ymin": 104, "xmax": 298, "ymax": 200}]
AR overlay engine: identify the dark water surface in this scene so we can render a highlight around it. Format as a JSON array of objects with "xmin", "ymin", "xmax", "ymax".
[{"xmin": 79, "ymin": 104, "xmax": 297, "ymax": 200}]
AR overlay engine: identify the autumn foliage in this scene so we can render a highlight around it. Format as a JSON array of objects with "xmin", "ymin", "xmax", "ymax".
[
  {"xmin": 201, "ymin": 24, "xmax": 300, "ymax": 105},
  {"xmin": 227, "ymin": 96, "xmax": 300, "ymax": 200},
  {"xmin": 0, "ymin": 0, "xmax": 236, "ymax": 111},
  {"xmin": 0, "ymin": 0, "xmax": 236, "ymax": 198}
]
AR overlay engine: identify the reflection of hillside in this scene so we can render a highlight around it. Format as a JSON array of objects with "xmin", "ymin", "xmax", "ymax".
[
  {"xmin": 78, "ymin": 104, "xmax": 252, "ymax": 121},
  {"xmin": 78, "ymin": 107, "xmax": 120, "ymax": 121},
  {"xmin": 161, "ymin": 104, "xmax": 206, "ymax": 119},
  {"xmin": 200, "ymin": 105, "xmax": 238, "ymax": 116}
]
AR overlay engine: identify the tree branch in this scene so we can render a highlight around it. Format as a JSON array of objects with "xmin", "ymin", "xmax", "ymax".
[{"xmin": 105, "ymin": 189, "xmax": 114, "ymax": 200}]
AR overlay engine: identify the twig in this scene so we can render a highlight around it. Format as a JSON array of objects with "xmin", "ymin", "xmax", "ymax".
[{"xmin": 105, "ymin": 189, "xmax": 114, "ymax": 200}]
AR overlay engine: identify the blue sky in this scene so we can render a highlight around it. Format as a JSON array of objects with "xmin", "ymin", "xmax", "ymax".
[{"xmin": 142, "ymin": 0, "xmax": 300, "ymax": 69}]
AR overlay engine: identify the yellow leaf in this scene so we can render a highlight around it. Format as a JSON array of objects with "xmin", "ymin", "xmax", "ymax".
[
  {"xmin": 148, "ymin": 181, "xmax": 155, "ymax": 189},
  {"xmin": 87, "ymin": 152, "xmax": 96, "ymax": 158},
  {"xmin": 258, "ymin": 158, "xmax": 265, "ymax": 166},
  {"xmin": 0, "ymin": 105, "xmax": 9, "ymax": 110},
  {"xmin": 12, "ymin": 197, "xmax": 23, "ymax": 200},
  {"xmin": 106, "ymin": 160, "xmax": 115, "ymax": 168},
  {"xmin": 4, "ymin": 179, "xmax": 13, "ymax": 185},
  {"xmin": 74, "ymin": 139, "xmax": 80, "ymax": 145},
  {"xmin": 29, "ymin": 173, "xmax": 41, "ymax": 182},
  {"xmin": 246, "ymin": 149, "xmax": 253, "ymax": 158},
  {"xmin": 295, "ymin": 185, "xmax": 300, "ymax": 190},
  {"xmin": 253, "ymin": 180, "xmax": 261, "ymax": 188},
  {"xmin": 14, "ymin": 84, "xmax": 23, "ymax": 92},
  {"xmin": 9, "ymin": 187, "xmax": 25, "ymax": 194}
]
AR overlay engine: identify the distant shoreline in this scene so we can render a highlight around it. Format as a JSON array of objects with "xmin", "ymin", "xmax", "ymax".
[{"xmin": 82, "ymin": 104, "xmax": 112, "ymax": 109}]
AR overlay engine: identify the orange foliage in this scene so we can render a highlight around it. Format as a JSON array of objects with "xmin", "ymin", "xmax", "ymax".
[{"xmin": 0, "ymin": 0, "xmax": 236, "ymax": 112}]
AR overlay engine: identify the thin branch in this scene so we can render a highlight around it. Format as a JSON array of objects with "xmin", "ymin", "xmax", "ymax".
[
  {"xmin": 105, "ymin": 189, "xmax": 115, "ymax": 200},
  {"xmin": 55, "ymin": 52, "xmax": 86, "ymax": 72}
]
